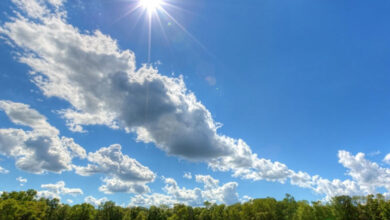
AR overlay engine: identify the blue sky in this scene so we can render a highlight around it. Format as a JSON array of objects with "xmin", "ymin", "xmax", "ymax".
[{"xmin": 0, "ymin": 0, "xmax": 390, "ymax": 206}]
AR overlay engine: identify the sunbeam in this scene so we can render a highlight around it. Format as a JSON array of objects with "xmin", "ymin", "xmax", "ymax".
[{"xmin": 115, "ymin": 0, "xmax": 212, "ymax": 64}]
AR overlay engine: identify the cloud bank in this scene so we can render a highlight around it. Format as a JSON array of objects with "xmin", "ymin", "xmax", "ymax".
[{"xmin": 130, "ymin": 175, "xmax": 240, "ymax": 207}]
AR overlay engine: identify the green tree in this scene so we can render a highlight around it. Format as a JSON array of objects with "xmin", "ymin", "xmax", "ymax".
[
  {"xmin": 277, "ymin": 194, "xmax": 298, "ymax": 220},
  {"xmin": 135, "ymin": 210, "xmax": 148, "ymax": 220},
  {"xmin": 69, "ymin": 203, "xmax": 96, "ymax": 220},
  {"xmin": 98, "ymin": 201, "xmax": 124, "ymax": 220},
  {"xmin": 293, "ymin": 201, "xmax": 314, "ymax": 220},
  {"xmin": 331, "ymin": 195, "xmax": 358, "ymax": 220},
  {"xmin": 312, "ymin": 201, "xmax": 333, "ymax": 220},
  {"xmin": 168, "ymin": 204, "xmax": 194, "ymax": 220}
]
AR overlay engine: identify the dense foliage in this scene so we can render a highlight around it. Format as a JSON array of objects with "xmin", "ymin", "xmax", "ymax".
[{"xmin": 1, "ymin": 190, "xmax": 390, "ymax": 220}]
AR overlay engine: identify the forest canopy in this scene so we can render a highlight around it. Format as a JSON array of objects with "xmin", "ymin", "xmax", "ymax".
[{"xmin": 0, "ymin": 190, "xmax": 390, "ymax": 219}]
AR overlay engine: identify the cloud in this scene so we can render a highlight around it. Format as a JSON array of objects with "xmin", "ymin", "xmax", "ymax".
[
  {"xmin": 289, "ymin": 151, "xmax": 390, "ymax": 201},
  {"xmin": 38, "ymin": 181, "xmax": 83, "ymax": 200},
  {"xmin": 16, "ymin": 176, "xmax": 27, "ymax": 186},
  {"xmin": 0, "ymin": 166, "xmax": 9, "ymax": 174},
  {"xmin": 183, "ymin": 172, "xmax": 192, "ymax": 179},
  {"xmin": 195, "ymin": 175, "xmax": 219, "ymax": 189},
  {"xmin": 0, "ymin": 0, "xmax": 290, "ymax": 183},
  {"xmin": 75, "ymin": 144, "xmax": 155, "ymax": 194},
  {"xmin": 85, "ymin": 196, "xmax": 108, "ymax": 207},
  {"xmin": 37, "ymin": 190, "xmax": 60, "ymax": 200},
  {"xmin": 2, "ymin": 0, "xmax": 390, "ymax": 200},
  {"xmin": 0, "ymin": 100, "xmax": 86, "ymax": 174},
  {"xmin": 368, "ymin": 150, "xmax": 381, "ymax": 157},
  {"xmin": 47, "ymin": 0, "xmax": 66, "ymax": 8},
  {"xmin": 99, "ymin": 177, "xmax": 151, "ymax": 194},
  {"xmin": 130, "ymin": 175, "xmax": 239, "ymax": 207},
  {"xmin": 0, "ymin": 100, "xmax": 57, "ymax": 135},
  {"xmin": 11, "ymin": 0, "xmax": 49, "ymax": 19},
  {"xmin": 337, "ymin": 150, "xmax": 390, "ymax": 194},
  {"xmin": 130, "ymin": 193, "xmax": 180, "ymax": 207},
  {"xmin": 384, "ymin": 153, "xmax": 390, "ymax": 164}
]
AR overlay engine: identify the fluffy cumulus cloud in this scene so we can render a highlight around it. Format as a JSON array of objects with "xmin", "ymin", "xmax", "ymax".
[
  {"xmin": 75, "ymin": 144, "xmax": 155, "ymax": 194},
  {"xmin": 16, "ymin": 176, "xmax": 27, "ymax": 186},
  {"xmin": 0, "ymin": 100, "xmax": 86, "ymax": 174},
  {"xmin": 2, "ymin": 0, "xmax": 390, "ymax": 201},
  {"xmin": 337, "ymin": 151, "xmax": 390, "ymax": 194},
  {"xmin": 85, "ymin": 196, "xmax": 108, "ymax": 207},
  {"xmin": 130, "ymin": 175, "xmax": 240, "ymax": 207},
  {"xmin": 288, "ymin": 150, "xmax": 390, "ymax": 200},
  {"xmin": 37, "ymin": 181, "xmax": 83, "ymax": 200}
]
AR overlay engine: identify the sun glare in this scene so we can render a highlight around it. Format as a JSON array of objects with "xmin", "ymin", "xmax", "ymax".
[{"xmin": 139, "ymin": 0, "xmax": 162, "ymax": 13}]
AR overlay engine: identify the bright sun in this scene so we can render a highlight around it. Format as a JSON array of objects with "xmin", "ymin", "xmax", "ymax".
[{"xmin": 139, "ymin": 0, "xmax": 162, "ymax": 13}]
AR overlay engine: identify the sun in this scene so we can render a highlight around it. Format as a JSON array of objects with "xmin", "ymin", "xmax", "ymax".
[{"xmin": 139, "ymin": 0, "xmax": 162, "ymax": 13}]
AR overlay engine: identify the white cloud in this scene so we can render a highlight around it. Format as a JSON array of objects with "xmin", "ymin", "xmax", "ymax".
[
  {"xmin": 85, "ymin": 196, "xmax": 108, "ymax": 207},
  {"xmin": 61, "ymin": 137, "xmax": 87, "ymax": 159},
  {"xmin": 16, "ymin": 176, "xmax": 27, "ymax": 186},
  {"xmin": 338, "ymin": 150, "xmax": 390, "ymax": 194},
  {"xmin": 183, "ymin": 172, "xmax": 192, "ymax": 179},
  {"xmin": 66, "ymin": 199, "xmax": 73, "ymax": 204},
  {"xmin": 11, "ymin": 0, "xmax": 49, "ymax": 19},
  {"xmin": 75, "ymin": 144, "xmax": 155, "ymax": 194},
  {"xmin": 0, "ymin": 100, "xmax": 57, "ymax": 136},
  {"xmin": 99, "ymin": 177, "xmax": 151, "ymax": 194},
  {"xmin": 0, "ymin": 0, "xmax": 291, "ymax": 184},
  {"xmin": 130, "ymin": 193, "xmax": 180, "ymax": 207},
  {"xmin": 195, "ymin": 175, "xmax": 219, "ymax": 189},
  {"xmin": 289, "ymin": 151, "xmax": 390, "ymax": 201},
  {"xmin": 130, "ymin": 175, "xmax": 239, "ymax": 207},
  {"xmin": 311, "ymin": 177, "xmax": 362, "ymax": 201},
  {"xmin": 241, "ymin": 195, "xmax": 252, "ymax": 203},
  {"xmin": 0, "ymin": 100, "xmax": 86, "ymax": 174},
  {"xmin": 47, "ymin": 0, "xmax": 66, "ymax": 8},
  {"xmin": 2, "ymin": 0, "xmax": 390, "ymax": 201},
  {"xmin": 41, "ymin": 181, "xmax": 83, "ymax": 196},
  {"xmin": 38, "ymin": 181, "xmax": 83, "ymax": 200},
  {"xmin": 0, "ymin": 166, "xmax": 9, "ymax": 174},
  {"xmin": 384, "ymin": 153, "xmax": 390, "ymax": 164},
  {"xmin": 37, "ymin": 190, "xmax": 60, "ymax": 200}
]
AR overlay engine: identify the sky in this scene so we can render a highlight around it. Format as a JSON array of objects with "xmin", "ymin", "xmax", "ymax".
[{"xmin": 0, "ymin": 0, "xmax": 390, "ymax": 207}]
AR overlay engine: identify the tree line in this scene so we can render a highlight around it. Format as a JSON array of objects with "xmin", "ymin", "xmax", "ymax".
[{"xmin": 0, "ymin": 190, "xmax": 390, "ymax": 220}]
